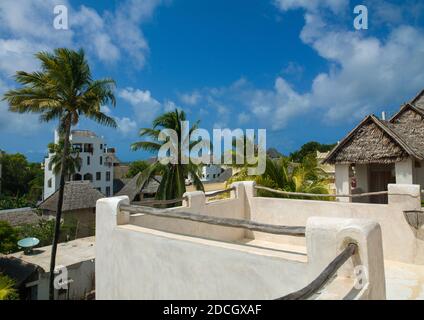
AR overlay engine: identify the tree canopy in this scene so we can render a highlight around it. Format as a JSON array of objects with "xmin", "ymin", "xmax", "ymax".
[
  {"xmin": 289, "ymin": 141, "xmax": 336, "ymax": 163},
  {"xmin": 0, "ymin": 152, "xmax": 43, "ymax": 203},
  {"xmin": 126, "ymin": 160, "xmax": 150, "ymax": 178}
]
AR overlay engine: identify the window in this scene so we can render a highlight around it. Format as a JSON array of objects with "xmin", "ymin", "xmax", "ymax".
[
  {"xmin": 73, "ymin": 173, "xmax": 82, "ymax": 181},
  {"xmin": 106, "ymin": 186, "xmax": 111, "ymax": 197},
  {"xmin": 87, "ymin": 156, "xmax": 90, "ymax": 166},
  {"xmin": 73, "ymin": 144, "xmax": 82, "ymax": 152},
  {"xmin": 100, "ymin": 156, "xmax": 103, "ymax": 165},
  {"xmin": 84, "ymin": 173, "xmax": 93, "ymax": 182},
  {"xmin": 100, "ymin": 144, "xmax": 103, "ymax": 150},
  {"xmin": 48, "ymin": 179, "xmax": 52, "ymax": 188},
  {"xmin": 96, "ymin": 172, "xmax": 101, "ymax": 181},
  {"xmin": 48, "ymin": 161, "xmax": 52, "ymax": 171},
  {"xmin": 106, "ymin": 171, "xmax": 111, "ymax": 181},
  {"xmin": 84, "ymin": 143, "xmax": 93, "ymax": 153}
]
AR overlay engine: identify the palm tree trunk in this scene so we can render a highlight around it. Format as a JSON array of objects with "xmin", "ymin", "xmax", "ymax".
[{"xmin": 48, "ymin": 117, "xmax": 71, "ymax": 300}]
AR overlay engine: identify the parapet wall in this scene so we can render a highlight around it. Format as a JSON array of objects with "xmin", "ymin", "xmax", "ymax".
[
  {"xmin": 244, "ymin": 182, "xmax": 423, "ymax": 264},
  {"xmin": 95, "ymin": 188, "xmax": 386, "ymax": 300}
]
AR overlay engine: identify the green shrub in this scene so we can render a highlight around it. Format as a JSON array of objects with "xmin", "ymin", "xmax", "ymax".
[{"xmin": 0, "ymin": 221, "xmax": 19, "ymax": 254}]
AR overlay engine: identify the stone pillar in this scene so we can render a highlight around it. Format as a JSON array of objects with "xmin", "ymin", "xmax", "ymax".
[
  {"xmin": 335, "ymin": 164, "xmax": 351, "ymax": 202},
  {"xmin": 395, "ymin": 158, "xmax": 414, "ymax": 184}
]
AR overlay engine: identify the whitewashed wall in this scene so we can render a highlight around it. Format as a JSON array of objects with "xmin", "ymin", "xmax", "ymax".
[
  {"xmin": 245, "ymin": 182, "xmax": 423, "ymax": 264},
  {"xmin": 95, "ymin": 185, "xmax": 385, "ymax": 300}
]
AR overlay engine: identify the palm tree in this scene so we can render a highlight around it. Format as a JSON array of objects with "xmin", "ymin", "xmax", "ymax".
[
  {"xmin": 48, "ymin": 140, "xmax": 82, "ymax": 178},
  {"xmin": 228, "ymin": 154, "xmax": 331, "ymax": 200},
  {"xmin": 3, "ymin": 48, "xmax": 116, "ymax": 299},
  {"xmin": 132, "ymin": 109, "xmax": 204, "ymax": 201}
]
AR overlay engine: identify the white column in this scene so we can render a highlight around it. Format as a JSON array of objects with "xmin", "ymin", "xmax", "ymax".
[
  {"xmin": 335, "ymin": 164, "xmax": 351, "ymax": 202},
  {"xmin": 395, "ymin": 158, "xmax": 414, "ymax": 184}
]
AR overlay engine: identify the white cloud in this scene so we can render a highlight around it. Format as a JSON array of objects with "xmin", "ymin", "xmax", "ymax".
[
  {"xmin": 115, "ymin": 117, "xmax": 138, "ymax": 135},
  {"xmin": 0, "ymin": 79, "xmax": 44, "ymax": 134},
  {"xmin": 179, "ymin": 91, "xmax": 202, "ymax": 106},
  {"xmin": 118, "ymin": 87, "xmax": 181, "ymax": 125},
  {"xmin": 72, "ymin": 6, "xmax": 120, "ymax": 63},
  {"xmin": 274, "ymin": 0, "xmax": 349, "ymax": 14},
  {"xmin": 258, "ymin": 0, "xmax": 424, "ymax": 126},
  {"xmin": 238, "ymin": 112, "xmax": 250, "ymax": 125},
  {"xmin": 0, "ymin": 0, "xmax": 163, "ymax": 75},
  {"xmin": 163, "ymin": 100, "xmax": 181, "ymax": 112},
  {"xmin": 105, "ymin": 0, "xmax": 163, "ymax": 68},
  {"xmin": 297, "ymin": 12, "xmax": 424, "ymax": 122},
  {"xmin": 0, "ymin": 0, "xmax": 164, "ymax": 136}
]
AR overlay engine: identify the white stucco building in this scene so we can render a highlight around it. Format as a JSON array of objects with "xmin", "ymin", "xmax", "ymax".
[
  {"xmin": 43, "ymin": 130, "xmax": 115, "ymax": 199},
  {"xmin": 199, "ymin": 163, "xmax": 225, "ymax": 182}
]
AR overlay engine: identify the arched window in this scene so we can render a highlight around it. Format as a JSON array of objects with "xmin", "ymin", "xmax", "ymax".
[
  {"xmin": 83, "ymin": 173, "xmax": 93, "ymax": 182},
  {"xmin": 73, "ymin": 173, "xmax": 82, "ymax": 181}
]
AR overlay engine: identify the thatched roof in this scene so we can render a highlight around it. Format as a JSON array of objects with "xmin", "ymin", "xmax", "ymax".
[
  {"xmin": 410, "ymin": 88, "xmax": 424, "ymax": 109},
  {"xmin": 325, "ymin": 114, "xmax": 424, "ymax": 164},
  {"xmin": 115, "ymin": 173, "xmax": 161, "ymax": 201},
  {"xmin": 0, "ymin": 207, "xmax": 43, "ymax": 227},
  {"xmin": 38, "ymin": 181, "xmax": 104, "ymax": 212},
  {"xmin": 325, "ymin": 89, "xmax": 424, "ymax": 164}
]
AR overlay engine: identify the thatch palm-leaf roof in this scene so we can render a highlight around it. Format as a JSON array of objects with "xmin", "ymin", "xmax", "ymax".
[
  {"xmin": 38, "ymin": 181, "xmax": 104, "ymax": 212},
  {"xmin": 325, "ymin": 89, "xmax": 424, "ymax": 164},
  {"xmin": 115, "ymin": 173, "xmax": 161, "ymax": 201}
]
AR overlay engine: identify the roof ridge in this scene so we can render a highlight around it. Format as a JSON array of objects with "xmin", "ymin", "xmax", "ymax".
[
  {"xmin": 371, "ymin": 115, "xmax": 421, "ymax": 159},
  {"xmin": 410, "ymin": 88, "xmax": 424, "ymax": 105},
  {"xmin": 389, "ymin": 103, "xmax": 424, "ymax": 122}
]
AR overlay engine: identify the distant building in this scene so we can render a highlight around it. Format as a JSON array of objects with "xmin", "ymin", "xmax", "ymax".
[
  {"xmin": 44, "ymin": 130, "xmax": 115, "ymax": 199},
  {"xmin": 199, "ymin": 164, "xmax": 225, "ymax": 182},
  {"xmin": 1, "ymin": 237, "xmax": 95, "ymax": 300},
  {"xmin": 39, "ymin": 181, "xmax": 104, "ymax": 238}
]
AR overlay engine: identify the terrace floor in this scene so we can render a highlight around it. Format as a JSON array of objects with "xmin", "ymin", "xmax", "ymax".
[{"xmin": 385, "ymin": 260, "xmax": 424, "ymax": 300}]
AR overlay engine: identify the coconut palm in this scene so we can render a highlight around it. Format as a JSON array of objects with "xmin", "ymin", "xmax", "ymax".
[
  {"xmin": 48, "ymin": 140, "xmax": 82, "ymax": 178},
  {"xmin": 3, "ymin": 48, "xmax": 116, "ymax": 299},
  {"xmin": 131, "ymin": 109, "xmax": 204, "ymax": 201}
]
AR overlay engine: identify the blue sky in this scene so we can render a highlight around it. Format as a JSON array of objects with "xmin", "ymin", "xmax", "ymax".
[{"xmin": 0, "ymin": 0, "xmax": 423, "ymax": 162}]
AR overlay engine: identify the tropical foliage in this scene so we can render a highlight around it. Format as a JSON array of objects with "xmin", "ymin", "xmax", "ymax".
[
  {"xmin": 0, "ymin": 218, "xmax": 78, "ymax": 255},
  {"xmin": 228, "ymin": 154, "xmax": 331, "ymax": 200},
  {"xmin": 0, "ymin": 195, "xmax": 36, "ymax": 211},
  {"xmin": 126, "ymin": 160, "xmax": 149, "ymax": 178},
  {"xmin": 0, "ymin": 153, "xmax": 43, "ymax": 203},
  {"xmin": 18, "ymin": 219, "xmax": 56, "ymax": 247},
  {"xmin": 0, "ymin": 221, "xmax": 19, "ymax": 254},
  {"xmin": 132, "ymin": 109, "xmax": 204, "ymax": 201},
  {"xmin": 3, "ymin": 48, "xmax": 117, "ymax": 299},
  {"xmin": 289, "ymin": 141, "xmax": 336, "ymax": 163},
  {"xmin": 0, "ymin": 274, "xmax": 18, "ymax": 300}
]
